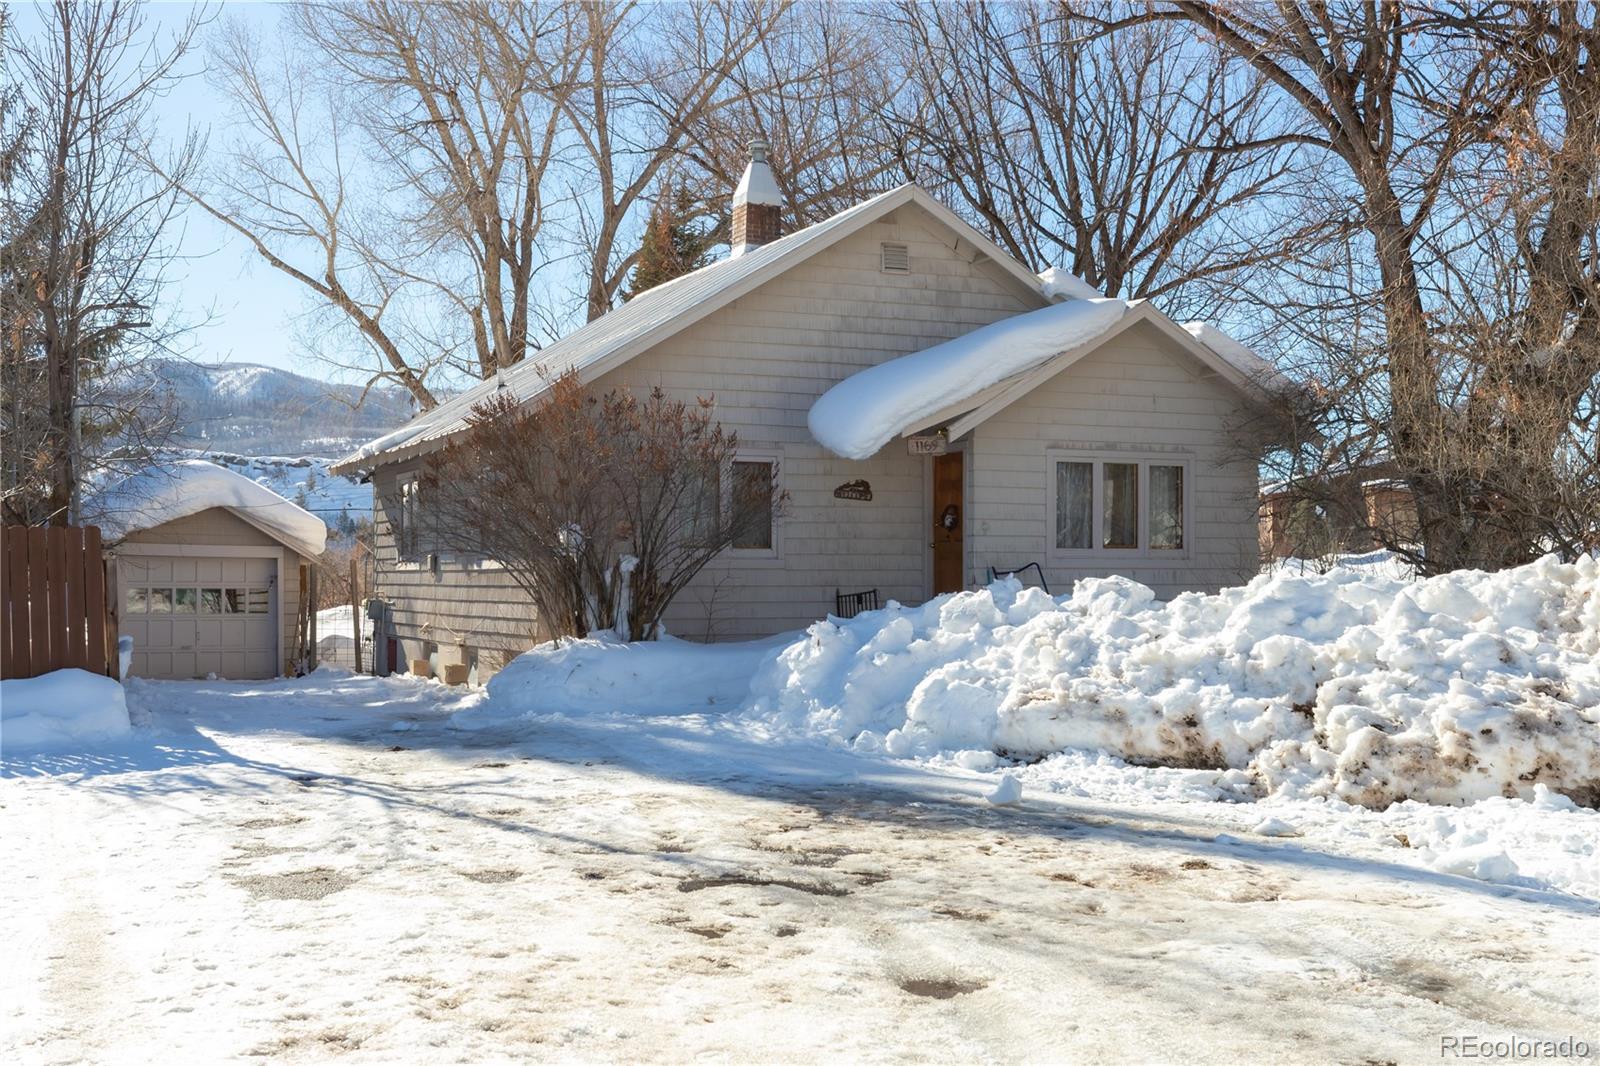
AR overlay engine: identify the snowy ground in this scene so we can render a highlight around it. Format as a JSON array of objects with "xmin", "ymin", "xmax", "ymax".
[{"xmin": 4, "ymin": 668, "xmax": 1596, "ymax": 1064}]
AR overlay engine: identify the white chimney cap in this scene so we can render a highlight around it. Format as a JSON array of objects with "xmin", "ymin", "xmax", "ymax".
[{"xmin": 733, "ymin": 137, "xmax": 782, "ymax": 208}]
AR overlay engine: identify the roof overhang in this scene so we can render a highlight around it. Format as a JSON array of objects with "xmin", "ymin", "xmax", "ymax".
[
  {"xmin": 895, "ymin": 302, "xmax": 1299, "ymax": 446},
  {"xmin": 330, "ymin": 185, "xmax": 1054, "ymax": 477}
]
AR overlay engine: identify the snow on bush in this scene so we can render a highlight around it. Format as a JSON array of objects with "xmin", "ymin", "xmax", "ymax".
[
  {"xmin": 1, "ymin": 669, "xmax": 131, "ymax": 751},
  {"xmin": 743, "ymin": 556, "xmax": 1600, "ymax": 809}
]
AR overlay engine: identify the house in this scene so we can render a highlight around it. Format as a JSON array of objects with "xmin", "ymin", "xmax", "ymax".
[
  {"xmin": 1259, "ymin": 465, "xmax": 1421, "ymax": 560},
  {"xmin": 331, "ymin": 142, "xmax": 1294, "ymax": 680},
  {"xmin": 96, "ymin": 460, "xmax": 326, "ymax": 680}
]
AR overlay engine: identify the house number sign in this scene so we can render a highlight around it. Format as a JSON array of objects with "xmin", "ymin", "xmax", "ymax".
[{"xmin": 906, "ymin": 434, "xmax": 947, "ymax": 455}]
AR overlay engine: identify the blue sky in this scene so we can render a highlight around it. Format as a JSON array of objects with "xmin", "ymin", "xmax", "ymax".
[
  {"xmin": 18, "ymin": 1, "xmax": 325, "ymax": 377},
  {"xmin": 146, "ymin": 2, "xmax": 315, "ymax": 376}
]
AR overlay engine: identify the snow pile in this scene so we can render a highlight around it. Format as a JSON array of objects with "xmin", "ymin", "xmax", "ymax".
[
  {"xmin": 95, "ymin": 459, "xmax": 327, "ymax": 557},
  {"xmin": 1, "ymin": 669, "xmax": 131, "ymax": 751},
  {"xmin": 452, "ymin": 631, "xmax": 791, "ymax": 728},
  {"xmin": 742, "ymin": 556, "xmax": 1600, "ymax": 809},
  {"xmin": 807, "ymin": 298, "xmax": 1128, "ymax": 459}
]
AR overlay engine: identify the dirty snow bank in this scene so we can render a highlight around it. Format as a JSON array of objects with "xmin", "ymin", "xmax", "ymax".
[
  {"xmin": 743, "ymin": 556, "xmax": 1600, "ymax": 809},
  {"xmin": 1, "ymin": 669, "xmax": 130, "ymax": 751},
  {"xmin": 451, "ymin": 631, "xmax": 792, "ymax": 727}
]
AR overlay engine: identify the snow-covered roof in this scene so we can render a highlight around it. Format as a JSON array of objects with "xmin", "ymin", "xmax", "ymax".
[
  {"xmin": 331, "ymin": 184, "xmax": 1051, "ymax": 474},
  {"xmin": 809, "ymin": 299, "xmax": 1130, "ymax": 460},
  {"xmin": 1037, "ymin": 267, "xmax": 1101, "ymax": 302},
  {"xmin": 333, "ymin": 181, "xmax": 1298, "ymax": 473},
  {"xmin": 95, "ymin": 460, "xmax": 327, "ymax": 558},
  {"xmin": 1181, "ymin": 321, "xmax": 1297, "ymax": 395}
]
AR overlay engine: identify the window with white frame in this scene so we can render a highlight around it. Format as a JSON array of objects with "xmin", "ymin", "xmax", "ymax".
[
  {"xmin": 730, "ymin": 459, "xmax": 776, "ymax": 551},
  {"xmin": 1049, "ymin": 452, "xmax": 1188, "ymax": 556},
  {"xmin": 395, "ymin": 476, "xmax": 421, "ymax": 560}
]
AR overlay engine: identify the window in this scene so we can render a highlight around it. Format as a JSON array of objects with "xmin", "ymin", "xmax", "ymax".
[
  {"xmin": 1103, "ymin": 463, "xmax": 1139, "ymax": 549},
  {"xmin": 126, "ymin": 587, "xmax": 148, "ymax": 614},
  {"xmin": 223, "ymin": 588, "xmax": 244, "ymax": 614},
  {"xmin": 1048, "ymin": 452, "xmax": 1190, "ymax": 557},
  {"xmin": 148, "ymin": 588, "xmax": 174, "ymax": 613},
  {"xmin": 731, "ymin": 460, "xmax": 775, "ymax": 550},
  {"xmin": 201, "ymin": 588, "xmax": 223, "ymax": 614},
  {"xmin": 685, "ymin": 462, "xmax": 721, "ymax": 545},
  {"xmin": 175, "ymin": 588, "xmax": 198, "ymax": 613},
  {"xmin": 395, "ymin": 476, "xmax": 421, "ymax": 560},
  {"xmin": 248, "ymin": 587, "xmax": 271, "ymax": 614},
  {"xmin": 1149, "ymin": 465, "xmax": 1184, "ymax": 550},
  {"xmin": 1055, "ymin": 462, "xmax": 1092, "ymax": 549}
]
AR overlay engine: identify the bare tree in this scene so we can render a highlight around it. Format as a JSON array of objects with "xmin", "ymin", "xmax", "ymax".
[
  {"xmin": 188, "ymin": 2, "xmax": 582, "ymax": 407},
  {"xmin": 886, "ymin": 1, "xmax": 1321, "ymax": 319},
  {"xmin": 1133, "ymin": 2, "xmax": 1600, "ymax": 571},
  {"xmin": 1, "ymin": 1, "xmax": 201, "ymax": 526},
  {"xmin": 560, "ymin": 0, "xmax": 799, "ymax": 321},
  {"xmin": 425, "ymin": 374, "xmax": 785, "ymax": 641},
  {"xmin": 676, "ymin": 2, "xmax": 904, "ymax": 236}
]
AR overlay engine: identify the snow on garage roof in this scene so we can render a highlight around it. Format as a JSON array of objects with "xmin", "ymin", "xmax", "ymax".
[
  {"xmin": 809, "ymin": 298, "xmax": 1130, "ymax": 460},
  {"xmin": 96, "ymin": 460, "xmax": 327, "ymax": 558}
]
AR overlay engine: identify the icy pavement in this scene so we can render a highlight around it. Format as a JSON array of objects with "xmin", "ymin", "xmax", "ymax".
[{"xmin": 4, "ymin": 671, "xmax": 1597, "ymax": 1064}]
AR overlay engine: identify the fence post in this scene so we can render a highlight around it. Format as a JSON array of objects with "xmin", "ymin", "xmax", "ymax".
[{"xmin": 351, "ymin": 553, "xmax": 362, "ymax": 674}]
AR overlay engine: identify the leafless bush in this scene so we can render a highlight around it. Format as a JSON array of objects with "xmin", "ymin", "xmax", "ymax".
[{"xmin": 425, "ymin": 373, "xmax": 787, "ymax": 641}]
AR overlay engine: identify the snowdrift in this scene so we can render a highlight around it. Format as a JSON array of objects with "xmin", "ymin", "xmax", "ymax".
[
  {"xmin": 1, "ymin": 669, "xmax": 131, "ymax": 751},
  {"xmin": 743, "ymin": 556, "xmax": 1600, "ymax": 809},
  {"xmin": 452, "ymin": 631, "xmax": 790, "ymax": 727}
]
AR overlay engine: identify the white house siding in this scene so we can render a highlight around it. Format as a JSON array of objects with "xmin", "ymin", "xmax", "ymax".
[
  {"xmin": 371, "ymin": 455, "xmax": 545, "ymax": 677},
  {"xmin": 965, "ymin": 318, "xmax": 1263, "ymax": 598},
  {"xmin": 588, "ymin": 208, "xmax": 1041, "ymax": 640},
  {"xmin": 372, "ymin": 206, "xmax": 1043, "ymax": 667},
  {"xmin": 368, "ymin": 207, "xmax": 1267, "ymax": 677}
]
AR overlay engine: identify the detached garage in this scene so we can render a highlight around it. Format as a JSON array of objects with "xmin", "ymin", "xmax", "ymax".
[{"xmin": 96, "ymin": 461, "xmax": 326, "ymax": 680}]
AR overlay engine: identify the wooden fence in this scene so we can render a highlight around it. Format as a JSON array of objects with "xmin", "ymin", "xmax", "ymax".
[{"xmin": 0, "ymin": 525, "xmax": 114, "ymax": 680}]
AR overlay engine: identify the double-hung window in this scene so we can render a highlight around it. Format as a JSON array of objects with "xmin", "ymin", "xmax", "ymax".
[{"xmin": 1049, "ymin": 452, "xmax": 1189, "ymax": 557}]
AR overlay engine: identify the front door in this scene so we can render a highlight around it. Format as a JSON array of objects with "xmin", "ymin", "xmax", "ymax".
[{"xmin": 931, "ymin": 451, "xmax": 964, "ymax": 594}]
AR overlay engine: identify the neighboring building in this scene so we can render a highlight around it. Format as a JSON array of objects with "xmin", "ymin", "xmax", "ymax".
[
  {"xmin": 1259, "ymin": 468, "xmax": 1421, "ymax": 560},
  {"xmin": 332, "ymin": 146, "xmax": 1295, "ymax": 680},
  {"xmin": 96, "ymin": 460, "xmax": 326, "ymax": 680}
]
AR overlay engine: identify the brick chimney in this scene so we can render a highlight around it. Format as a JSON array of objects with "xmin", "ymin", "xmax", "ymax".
[{"xmin": 731, "ymin": 138, "xmax": 782, "ymax": 257}]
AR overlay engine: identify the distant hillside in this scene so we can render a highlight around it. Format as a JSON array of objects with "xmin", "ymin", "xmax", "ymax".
[{"xmin": 123, "ymin": 359, "xmax": 421, "ymax": 457}]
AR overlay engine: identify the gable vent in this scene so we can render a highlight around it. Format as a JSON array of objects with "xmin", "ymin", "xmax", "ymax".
[{"xmin": 880, "ymin": 242, "xmax": 910, "ymax": 274}]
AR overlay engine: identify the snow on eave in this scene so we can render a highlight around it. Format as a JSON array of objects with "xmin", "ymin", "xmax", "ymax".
[
  {"xmin": 332, "ymin": 183, "xmax": 1055, "ymax": 476},
  {"xmin": 93, "ymin": 460, "xmax": 327, "ymax": 558},
  {"xmin": 808, "ymin": 298, "xmax": 1130, "ymax": 460},
  {"xmin": 1037, "ymin": 267, "xmax": 1101, "ymax": 302},
  {"xmin": 1181, "ymin": 321, "xmax": 1298, "ymax": 397}
]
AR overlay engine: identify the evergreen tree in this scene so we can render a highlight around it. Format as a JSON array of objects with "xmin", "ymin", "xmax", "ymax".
[{"xmin": 625, "ymin": 184, "xmax": 713, "ymax": 300}]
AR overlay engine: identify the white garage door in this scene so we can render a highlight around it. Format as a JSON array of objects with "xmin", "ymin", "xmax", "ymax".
[{"xmin": 121, "ymin": 556, "xmax": 279, "ymax": 679}]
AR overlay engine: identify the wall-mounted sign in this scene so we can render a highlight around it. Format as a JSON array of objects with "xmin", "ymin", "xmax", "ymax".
[
  {"xmin": 906, "ymin": 434, "xmax": 947, "ymax": 456},
  {"xmin": 833, "ymin": 479, "xmax": 873, "ymax": 501}
]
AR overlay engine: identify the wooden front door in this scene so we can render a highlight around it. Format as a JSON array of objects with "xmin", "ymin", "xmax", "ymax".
[{"xmin": 931, "ymin": 451, "xmax": 964, "ymax": 594}]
